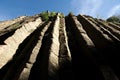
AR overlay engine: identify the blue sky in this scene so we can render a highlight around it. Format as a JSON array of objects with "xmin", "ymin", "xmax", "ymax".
[{"xmin": 0, "ymin": 0, "xmax": 120, "ymax": 21}]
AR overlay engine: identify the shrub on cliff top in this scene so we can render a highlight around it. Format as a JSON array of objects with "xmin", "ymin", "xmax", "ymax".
[
  {"xmin": 40, "ymin": 11, "xmax": 56, "ymax": 21},
  {"xmin": 107, "ymin": 15, "xmax": 120, "ymax": 23}
]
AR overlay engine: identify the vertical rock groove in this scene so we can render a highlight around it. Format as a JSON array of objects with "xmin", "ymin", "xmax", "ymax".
[{"xmin": 59, "ymin": 17, "xmax": 72, "ymax": 80}]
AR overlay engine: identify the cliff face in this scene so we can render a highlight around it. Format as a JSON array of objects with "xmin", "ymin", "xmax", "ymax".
[{"xmin": 0, "ymin": 13, "xmax": 120, "ymax": 80}]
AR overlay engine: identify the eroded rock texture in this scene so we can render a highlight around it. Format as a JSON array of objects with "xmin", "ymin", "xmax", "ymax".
[{"xmin": 0, "ymin": 13, "xmax": 120, "ymax": 80}]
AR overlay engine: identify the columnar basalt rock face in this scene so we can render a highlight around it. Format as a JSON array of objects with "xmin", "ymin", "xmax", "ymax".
[{"xmin": 0, "ymin": 13, "xmax": 120, "ymax": 80}]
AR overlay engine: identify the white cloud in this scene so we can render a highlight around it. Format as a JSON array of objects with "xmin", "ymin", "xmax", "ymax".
[
  {"xmin": 71, "ymin": 0, "xmax": 103, "ymax": 17},
  {"xmin": 107, "ymin": 4, "xmax": 120, "ymax": 18}
]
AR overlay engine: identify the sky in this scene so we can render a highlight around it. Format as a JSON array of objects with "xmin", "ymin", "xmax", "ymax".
[{"xmin": 0, "ymin": 0, "xmax": 120, "ymax": 21}]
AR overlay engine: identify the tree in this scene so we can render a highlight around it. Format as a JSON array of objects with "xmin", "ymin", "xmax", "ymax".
[
  {"xmin": 40, "ymin": 11, "xmax": 56, "ymax": 21},
  {"xmin": 107, "ymin": 15, "xmax": 120, "ymax": 23}
]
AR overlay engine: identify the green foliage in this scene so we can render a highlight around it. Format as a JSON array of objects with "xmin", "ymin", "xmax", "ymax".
[
  {"xmin": 107, "ymin": 15, "xmax": 120, "ymax": 23},
  {"xmin": 40, "ymin": 11, "xmax": 56, "ymax": 21},
  {"xmin": 40, "ymin": 12, "xmax": 49, "ymax": 21},
  {"xmin": 49, "ymin": 12, "xmax": 56, "ymax": 21},
  {"xmin": 50, "ymin": 12, "xmax": 56, "ymax": 17}
]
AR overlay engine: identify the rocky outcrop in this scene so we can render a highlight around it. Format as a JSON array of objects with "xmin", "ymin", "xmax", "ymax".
[
  {"xmin": 0, "ymin": 17, "xmax": 42, "ymax": 69},
  {"xmin": 0, "ymin": 16, "xmax": 26, "ymax": 30},
  {"xmin": 0, "ymin": 13, "xmax": 120, "ymax": 80}
]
